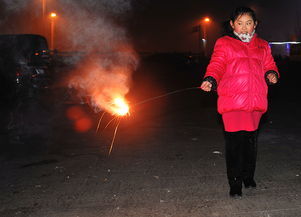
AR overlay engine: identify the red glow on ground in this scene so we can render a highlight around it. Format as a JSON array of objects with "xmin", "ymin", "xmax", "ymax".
[
  {"xmin": 66, "ymin": 106, "xmax": 85, "ymax": 120},
  {"xmin": 74, "ymin": 117, "xmax": 92, "ymax": 132},
  {"xmin": 66, "ymin": 106, "xmax": 92, "ymax": 133}
]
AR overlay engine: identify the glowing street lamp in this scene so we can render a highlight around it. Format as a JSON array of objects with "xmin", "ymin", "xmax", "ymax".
[
  {"xmin": 49, "ymin": 12, "xmax": 57, "ymax": 50},
  {"xmin": 201, "ymin": 17, "xmax": 211, "ymax": 56},
  {"xmin": 40, "ymin": 0, "xmax": 48, "ymax": 36},
  {"xmin": 42, "ymin": 0, "xmax": 46, "ymax": 19},
  {"xmin": 204, "ymin": 17, "xmax": 211, "ymax": 23}
]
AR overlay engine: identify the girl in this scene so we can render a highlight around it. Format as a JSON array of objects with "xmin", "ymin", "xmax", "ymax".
[{"xmin": 200, "ymin": 7, "xmax": 279, "ymax": 197}]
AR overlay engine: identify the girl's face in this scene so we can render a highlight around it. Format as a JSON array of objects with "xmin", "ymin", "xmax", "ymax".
[{"xmin": 230, "ymin": 13, "xmax": 257, "ymax": 34}]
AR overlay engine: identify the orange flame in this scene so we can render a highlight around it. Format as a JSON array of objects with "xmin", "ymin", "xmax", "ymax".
[{"xmin": 110, "ymin": 97, "xmax": 129, "ymax": 116}]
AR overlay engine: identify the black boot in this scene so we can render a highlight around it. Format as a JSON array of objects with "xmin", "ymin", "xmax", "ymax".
[
  {"xmin": 243, "ymin": 178, "xmax": 256, "ymax": 188},
  {"xmin": 229, "ymin": 178, "xmax": 242, "ymax": 197},
  {"xmin": 242, "ymin": 131, "xmax": 258, "ymax": 189},
  {"xmin": 224, "ymin": 131, "xmax": 244, "ymax": 197}
]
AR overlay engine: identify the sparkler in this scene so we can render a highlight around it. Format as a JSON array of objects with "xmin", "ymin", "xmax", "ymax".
[
  {"xmin": 108, "ymin": 119, "xmax": 121, "ymax": 155},
  {"xmin": 97, "ymin": 87, "xmax": 200, "ymax": 156},
  {"xmin": 111, "ymin": 97, "xmax": 129, "ymax": 116},
  {"xmin": 96, "ymin": 111, "xmax": 106, "ymax": 133},
  {"xmin": 95, "ymin": 96, "xmax": 129, "ymax": 156},
  {"xmin": 134, "ymin": 87, "xmax": 200, "ymax": 106},
  {"xmin": 104, "ymin": 116, "xmax": 118, "ymax": 129}
]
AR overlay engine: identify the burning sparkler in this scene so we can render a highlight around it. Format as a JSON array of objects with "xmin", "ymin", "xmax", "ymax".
[
  {"xmin": 110, "ymin": 97, "xmax": 130, "ymax": 116},
  {"xmin": 67, "ymin": 53, "xmax": 134, "ymax": 156},
  {"xmin": 96, "ymin": 87, "xmax": 199, "ymax": 156},
  {"xmin": 95, "ymin": 96, "xmax": 130, "ymax": 156}
]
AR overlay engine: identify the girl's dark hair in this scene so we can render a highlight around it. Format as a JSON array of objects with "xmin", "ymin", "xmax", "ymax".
[
  {"xmin": 230, "ymin": 7, "xmax": 257, "ymax": 23},
  {"xmin": 223, "ymin": 7, "xmax": 258, "ymax": 35}
]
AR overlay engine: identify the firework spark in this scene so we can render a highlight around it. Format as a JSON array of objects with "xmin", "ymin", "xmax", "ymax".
[
  {"xmin": 108, "ymin": 119, "xmax": 121, "ymax": 156},
  {"xmin": 96, "ymin": 96, "xmax": 129, "ymax": 156},
  {"xmin": 96, "ymin": 111, "xmax": 106, "ymax": 133},
  {"xmin": 111, "ymin": 97, "xmax": 129, "ymax": 116},
  {"xmin": 97, "ymin": 87, "xmax": 199, "ymax": 156}
]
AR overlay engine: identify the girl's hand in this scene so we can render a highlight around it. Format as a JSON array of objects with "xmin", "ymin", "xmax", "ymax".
[
  {"xmin": 200, "ymin": 81, "xmax": 212, "ymax": 92},
  {"xmin": 267, "ymin": 73, "xmax": 278, "ymax": 84}
]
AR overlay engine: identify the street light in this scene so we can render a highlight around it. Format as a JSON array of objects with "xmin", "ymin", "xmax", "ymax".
[
  {"xmin": 49, "ymin": 12, "xmax": 57, "ymax": 51},
  {"xmin": 201, "ymin": 17, "xmax": 211, "ymax": 56},
  {"xmin": 40, "ymin": 0, "xmax": 48, "ymax": 36},
  {"xmin": 50, "ymin": 12, "xmax": 57, "ymax": 18},
  {"xmin": 204, "ymin": 17, "xmax": 210, "ymax": 23},
  {"xmin": 42, "ymin": 0, "xmax": 46, "ymax": 19}
]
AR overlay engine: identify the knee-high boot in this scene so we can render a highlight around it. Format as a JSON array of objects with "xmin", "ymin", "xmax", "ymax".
[
  {"xmin": 242, "ymin": 130, "xmax": 258, "ymax": 188},
  {"xmin": 224, "ymin": 131, "xmax": 244, "ymax": 196}
]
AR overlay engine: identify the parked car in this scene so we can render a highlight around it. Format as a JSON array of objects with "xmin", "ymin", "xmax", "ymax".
[
  {"xmin": 0, "ymin": 34, "xmax": 51, "ymax": 144},
  {"xmin": 0, "ymin": 34, "xmax": 51, "ymax": 101}
]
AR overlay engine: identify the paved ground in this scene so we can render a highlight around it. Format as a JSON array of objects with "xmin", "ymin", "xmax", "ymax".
[{"xmin": 0, "ymin": 58, "xmax": 300, "ymax": 217}]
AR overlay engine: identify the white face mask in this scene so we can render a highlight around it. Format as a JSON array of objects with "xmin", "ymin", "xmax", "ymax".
[{"xmin": 233, "ymin": 30, "xmax": 255, "ymax": 42}]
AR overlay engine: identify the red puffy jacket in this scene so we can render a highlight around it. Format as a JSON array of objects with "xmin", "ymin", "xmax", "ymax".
[{"xmin": 204, "ymin": 34, "xmax": 279, "ymax": 114}]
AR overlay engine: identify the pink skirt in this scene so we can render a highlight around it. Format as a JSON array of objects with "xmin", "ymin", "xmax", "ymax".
[{"xmin": 222, "ymin": 111, "xmax": 263, "ymax": 132}]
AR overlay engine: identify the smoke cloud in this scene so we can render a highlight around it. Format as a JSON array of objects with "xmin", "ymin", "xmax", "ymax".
[
  {"xmin": 60, "ymin": 0, "xmax": 132, "ymax": 15},
  {"xmin": 1, "ymin": 0, "xmax": 28, "ymax": 12},
  {"xmin": 0, "ymin": 0, "xmax": 138, "ymax": 115},
  {"xmin": 56, "ymin": 0, "xmax": 138, "ymax": 114},
  {"xmin": 0, "ymin": 0, "xmax": 34, "ymax": 28}
]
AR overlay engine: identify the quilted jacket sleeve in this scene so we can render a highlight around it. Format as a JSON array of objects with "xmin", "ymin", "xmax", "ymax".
[
  {"xmin": 204, "ymin": 38, "xmax": 227, "ymax": 85},
  {"xmin": 263, "ymin": 43, "xmax": 279, "ymax": 78}
]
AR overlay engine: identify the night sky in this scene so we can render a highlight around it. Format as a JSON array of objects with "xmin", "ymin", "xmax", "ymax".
[
  {"xmin": 128, "ymin": 0, "xmax": 301, "ymax": 52},
  {"xmin": 0, "ymin": 0, "xmax": 300, "ymax": 53}
]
